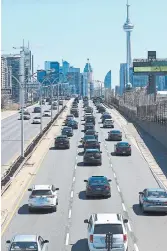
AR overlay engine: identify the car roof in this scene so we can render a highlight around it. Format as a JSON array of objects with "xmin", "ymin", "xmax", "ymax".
[
  {"xmin": 85, "ymin": 149, "xmax": 100, "ymax": 152},
  {"xmin": 117, "ymin": 141, "xmax": 129, "ymax": 145},
  {"xmin": 94, "ymin": 213, "xmax": 122, "ymax": 224},
  {"xmin": 84, "ymin": 135, "xmax": 95, "ymax": 138},
  {"xmin": 104, "ymin": 119, "xmax": 112, "ymax": 121},
  {"xmin": 13, "ymin": 235, "xmax": 37, "ymax": 242},
  {"xmin": 110, "ymin": 130, "xmax": 120, "ymax": 133},
  {"xmin": 32, "ymin": 185, "xmax": 52, "ymax": 190},
  {"xmin": 89, "ymin": 176, "xmax": 107, "ymax": 180},
  {"xmin": 85, "ymin": 139, "xmax": 97, "ymax": 142},
  {"xmin": 147, "ymin": 188, "xmax": 165, "ymax": 192}
]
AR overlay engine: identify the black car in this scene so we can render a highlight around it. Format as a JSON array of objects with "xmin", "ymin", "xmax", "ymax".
[
  {"xmin": 84, "ymin": 123, "xmax": 95, "ymax": 132},
  {"xmin": 85, "ymin": 116, "xmax": 95, "ymax": 125},
  {"xmin": 70, "ymin": 108, "xmax": 79, "ymax": 117},
  {"xmin": 84, "ymin": 176, "xmax": 111, "ymax": 198},
  {"xmin": 67, "ymin": 120, "xmax": 78, "ymax": 129},
  {"xmin": 54, "ymin": 135, "xmax": 70, "ymax": 149},
  {"xmin": 83, "ymin": 149, "xmax": 102, "ymax": 165},
  {"xmin": 101, "ymin": 113, "xmax": 112, "ymax": 123},
  {"xmin": 62, "ymin": 126, "xmax": 73, "ymax": 137},
  {"xmin": 33, "ymin": 107, "xmax": 41, "ymax": 113},
  {"xmin": 85, "ymin": 129, "xmax": 98, "ymax": 141},
  {"xmin": 98, "ymin": 106, "xmax": 106, "ymax": 113},
  {"xmin": 114, "ymin": 142, "xmax": 131, "ymax": 156},
  {"xmin": 84, "ymin": 139, "xmax": 100, "ymax": 151},
  {"xmin": 108, "ymin": 130, "xmax": 122, "ymax": 141},
  {"xmin": 85, "ymin": 107, "xmax": 93, "ymax": 113}
]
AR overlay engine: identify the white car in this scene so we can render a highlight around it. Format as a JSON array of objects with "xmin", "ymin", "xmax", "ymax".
[
  {"xmin": 33, "ymin": 116, "xmax": 41, "ymax": 124},
  {"xmin": 43, "ymin": 110, "xmax": 51, "ymax": 117},
  {"xmin": 84, "ymin": 213, "xmax": 128, "ymax": 251},
  {"xmin": 28, "ymin": 185, "xmax": 59, "ymax": 212},
  {"xmin": 103, "ymin": 119, "xmax": 114, "ymax": 128}
]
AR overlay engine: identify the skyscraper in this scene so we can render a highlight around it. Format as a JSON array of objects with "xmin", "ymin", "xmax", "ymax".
[
  {"xmin": 68, "ymin": 67, "xmax": 81, "ymax": 94},
  {"xmin": 62, "ymin": 60, "xmax": 70, "ymax": 75},
  {"xmin": 83, "ymin": 59, "xmax": 93, "ymax": 98},
  {"xmin": 44, "ymin": 61, "xmax": 60, "ymax": 82},
  {"xmin": 123, "ymin": 0, "xmax": 134, "ymax": 86},
  {"xmin": 104, "ymin": 70, "xmax": 111, "ymax": 89},
  {"xmin": 119, "ymin": 63, "xmax": 127, "ymax": 95}
]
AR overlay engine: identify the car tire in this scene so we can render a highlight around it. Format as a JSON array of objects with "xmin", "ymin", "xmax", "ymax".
[
  {"xmin": 56, "ymin": 200, "xmax": 58, "ymax": 205},
  {"xmin": 53, "ymin": 206, "xmax": 57, "ymax": 212},
  {"xmin": 28, "ymin": 207, "xmax": 33, "ymax": 213},
  {"xmin": 142, "ymin": 205, "xmax": 145, "ymax": 213}
]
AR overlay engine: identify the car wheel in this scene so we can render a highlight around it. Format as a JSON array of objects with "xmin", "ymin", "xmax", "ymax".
[
  {"xmin": 53, "ymin": 206, "xmax": 57, "ymax": 212},
  {"xmin": 56, "ymin": 200, "xmax": 58, "ymax": 205},
  {"xmin": 28, "ymin": 207, "xmax": 33, "ymax": 213},
  {"xmin": 142, "ymin": 205, "xmax": 145, "ymax": 213}
]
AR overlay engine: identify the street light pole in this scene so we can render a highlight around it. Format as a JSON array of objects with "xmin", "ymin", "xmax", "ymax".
[
  {"xmin": 40, "ymin": 84, "xmax": 43, "ymax": 132},
  {"xmin": 51, "ymin": 82, "xmax": 53, "ymax": 121},
  {"xmin": 57, "ymin": 82, "xmax": 60, "ymax": 113},
  {"xmin": 20, "ymin": 49, "xmax": 25, "ymax": 158}
]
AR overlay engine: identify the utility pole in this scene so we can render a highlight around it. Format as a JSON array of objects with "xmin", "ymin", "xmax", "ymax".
[{"xmin": 20, "ymin": 43, "xmax": 25, "ymax": 158}]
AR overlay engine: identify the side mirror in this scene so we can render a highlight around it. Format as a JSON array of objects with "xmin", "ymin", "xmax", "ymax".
[
  {"xmin": 123, "ymin": 219, "xmax": 128, "ymax": 224},
  {"xmin": 100, "ymin": 151, "xmax": 102, "ymax": 153},
  {"xmin": 108, "ymin": 179, "xmax": 111, "ymax": 182},
  {"xmin": 28, "ymin": 188, "xmax": 32, "ymax": 191},
  {"xmin": 44, "ymin": 240, "xmax": 49, "ymax": 243},
  {"xmin": 139, "ymin": 192, "xmax": 144, "ymax": 195},
  {"xmin": 56, "ymin": 188, "xmax": 59, "ymax": 190},
  {"xmin": 84, "ymin": 219, "xmax": 89, "ymax": 224},
  {"xmin": 84, "ymin": 180, "xmax": 88, "ymax": 182},
  {"xmin": 6, "ymin": 240, "xmax": 11, "ymax": 244}
]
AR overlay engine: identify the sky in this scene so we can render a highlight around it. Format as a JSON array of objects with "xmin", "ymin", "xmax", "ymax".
[{"xmin": 1, "ymin": 0, "xmax": 167, "ymax": 87}]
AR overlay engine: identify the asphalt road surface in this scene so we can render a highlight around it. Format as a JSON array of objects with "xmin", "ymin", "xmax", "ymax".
[
  {"xmin": 2, "ymin": 100, "xmax": 167, "ymax": 251},
  {"xmin": 1, "ymin": 103, "xmax": 62, "ymax": 174}
]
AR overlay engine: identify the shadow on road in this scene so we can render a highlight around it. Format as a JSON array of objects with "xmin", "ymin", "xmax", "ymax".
[
  {"xmin": 71, "ymin": 238, "xmax": 88, "ymax": 251},
  {"xmin": 78, "ymin": 191, "xmax": 108, "ymax": 200},
  {"xmin": 132, "ymin": 204, "xmax": 167, "ymax": 217},
  {"xmin": 18, "ymin": 204, "xmax": 53, "ymax": 215}
]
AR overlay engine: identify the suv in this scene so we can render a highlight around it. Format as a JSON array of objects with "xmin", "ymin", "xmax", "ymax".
[
  {"xmin": 85, "ymin": 116, "xmax": 95, "ymax": 125},
  {"xmin": 55, "ymin": 135, "xmax": 70, "ymax": 149},
  {"xmin": 28, "ymin": 185, "xmax": 59, "ymax": 212},
  {"xmin": 84, "ymin": 139, "xmax": 101, "ymax": 151},
  {"xmin": 34, "ymin": 107, "xmax": 41, "ymax": 113},
  {"xmin": 84, "ymin": 213, "xmax": 128, "ymax": 251},
  {"xmin": 103, "ymin": 119, "xmax": 114, "ymax": 128},
  {"xmin": 83, "ymin": 149, "xmax": 102, "ymax": 166}
]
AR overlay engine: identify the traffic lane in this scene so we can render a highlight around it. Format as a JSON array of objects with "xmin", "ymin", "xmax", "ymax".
[
  {"xmin": 1, "ymin": 105, "xmax": 58, "ymax": 167},
  {"xmin": 100, "ymin": 109, "xmax": 167, "ymax": 251},
  {"xmin": 67, "ymin": 131, "xmax": 134, "ymax": 251},
  {"xmin": 1, "ymin": 114, "xmax": 82, "ymax": 250}
]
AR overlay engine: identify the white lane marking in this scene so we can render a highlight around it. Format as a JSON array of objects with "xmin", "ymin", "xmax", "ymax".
[
  {"xmin": 127, "ymin": 222, "xmax": 132, "ymax": 232},
  {"xmin": 122, "ymin": 203, "xmax": 127, "ymax": 211},
  {"xmin": 74, "ymin": 165, "xmax": 77, "ymax": 170},
  {"xmin": 68, "ymin": 209, "xmax": 72, "ymax": 218},
  {"xmin": 76, "ymin": 156, "xmax": 77, "ymax": 160},
  {"xmin": 110, "ymin": 163, "xmax": 112, "ymax": 167},
  {"xmin": 73, "ymin": 176, "xmax": 75, "ymax": 182},
  {"xmin": 65, "ymin": 233, "xmax": 69, "ymax": 245},
  {"xmin": 117, "ymin": 185, "xmax": 120, "ymax": 192},
  {"xmin": 113, "ymin": 173, "xmax": 116, "ymax": 178},
  {"xmin": 134, "ymin": 243, "xmax": 139, "ymax": 251},
  {"xmin": 71, "ymin": 191, "xmax": 74, "ymax": 198}
]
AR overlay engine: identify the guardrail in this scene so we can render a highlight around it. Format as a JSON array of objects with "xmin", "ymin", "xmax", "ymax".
[{"xmin": 1, "ymin": 104, "xmax": 67, "ymax": 195}]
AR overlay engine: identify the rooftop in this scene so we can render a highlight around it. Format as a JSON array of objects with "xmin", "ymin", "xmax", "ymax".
[
  {"xmin": 32, "ymin": 185, "xmax": 52, "ymax": 190},
  {"xmin": 13, "ymin": 235, "xmax": 37, "ymax": 242},
  {"xmin": 95, "ymin": 213, "xmax": 122, "ymax": 224}
]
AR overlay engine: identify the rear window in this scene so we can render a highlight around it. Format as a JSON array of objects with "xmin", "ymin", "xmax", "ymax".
[
  {"xmin": 34, "ymin": 117, "xmax": 40, "ymax": 119},
  {"xmin": 31, "ymin": 190, "xmax": 52, "ymax": 196},
  {"xmin": 147, "ymin": 191, "xmax": 167, "ymax": 198},
  {"xmin": 118, "ymin": 143, "xmax": 129, "ymax": 147},
  {"xmin": 89, "ymin": 178, "xmax": 107, "ymax": 185},
  {"xmin": 86, "ymin": 152, "xmax": 100, "ymax": 157},
  {"xmin": 111, "ymin": 131, "xmax": 120, "ymax": 134},
  {"xmin": 94, "ymin": 224, "xmax": 123, "ymax": 235},
  {"xmin": 10, "ymin": 242, "xmax": 38, "ymax": 251}
]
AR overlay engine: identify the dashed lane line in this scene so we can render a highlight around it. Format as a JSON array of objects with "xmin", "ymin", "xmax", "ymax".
[
  {"xmin": 68, "ymin": 209, "xmax": 72, "ymax": 219},
  {"xmin": 122, "ymin": 203, "xmax": 127, "ymax": 212},
  {"xmin": 70, "ymin": 190, "xmax": 74, "ymax": 198},
  {"xmin": 117, "ymin": 185, "xmax": 121, "ymax": 193},
  {"xmin": 65, "ymin": 233, "xmax": 69, "ymax": 246},
  {"xmin": 127, "ymin": 222, "xmax": 132, "ymax": 232},
  {"xmin": 134, "ymin": 243, "xmax": 140, "ymax": 251},
  {"xmin": 113, "ymin": 173, "xmax": 116, "ymax": 178},
  {"xmin": 73, "ymin": 177, "xmax": 75, "ymax": 182}
]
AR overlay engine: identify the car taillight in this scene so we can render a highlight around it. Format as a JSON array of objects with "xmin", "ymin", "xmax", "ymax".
[
  {"xmin": 90, "ymin": 235, "xmax": 93, "ymax": 243},
  {"xmin": 105, "ymin": 186, "xmax": 110, "ymax": 190},
  {"xmin": 123, "ymin": 234, "xmax": 127, "ymax": 242},
  {"xmin": 164, "ymin": 201, "xmax": 167, "ymax": 204},
  {"xmin": 85, "ymin": 144, "xmax": 89, "ymax": 147}
]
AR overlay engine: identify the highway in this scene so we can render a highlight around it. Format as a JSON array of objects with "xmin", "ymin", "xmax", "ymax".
[
  {"xmin": 2, "ymin": 100, "xmax": 167, "ymax": 251},
  {"xmin": 1, "ymin": 103, "xmax": 62, "ymax": 175}
]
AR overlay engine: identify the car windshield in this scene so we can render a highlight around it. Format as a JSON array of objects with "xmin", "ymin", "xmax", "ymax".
[
  {"xmin": 62, "ymin": 128, "xmax": 71, "ymax": 132},
  {"xmin": 118, "ymin": 142, "xmax": 129, "ymax": 147},
  {"xmin": 89, "ymin": 177, "xmax": 107, "ymax": 185},
  {"xmin": 31, "ymin": 190, "xmax": 52, "ymax": 196},
  {"xmin": 86, "ymin": 131, "xmax": 95, "ymax": 135},
  {"xmin": 86, "ymin": 152, "xmax": 100, "ymax": 157},
  {"xmin": 147, "ymin": 191, "xmax": 167, "ymax": 198},
  {"xmin": 34, "ymin": 117, "xmax": 40, "ymax": 119},
  {"xmin": 94, "ymin": 224, "xmax": 123, "ymax": 235},
  {"xmin": 10, "ymin": 242, "xmax": 38, "ymax": 251},
  {"xmin": 84, "ymin": 136, "xmax": 95, "ymax": 140}
]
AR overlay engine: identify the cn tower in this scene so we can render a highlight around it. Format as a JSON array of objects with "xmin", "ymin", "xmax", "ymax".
[{"xmin": 123, "ymin": 0, "xmax": 134, "ymax": 86}]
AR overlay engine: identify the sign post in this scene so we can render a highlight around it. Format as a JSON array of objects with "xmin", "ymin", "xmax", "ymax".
[{"xmin": 105, "ymin": 232, "xmax": 113, "ymax": 251}]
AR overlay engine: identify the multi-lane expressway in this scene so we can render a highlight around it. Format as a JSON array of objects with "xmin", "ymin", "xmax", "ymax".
[
  {"xmin": 1, "ymin": 100, "xmax": 167, "ymax": 251},
  {"xmin": 1, "ymin": 103, "xmax": 61, "ymax": 175}
]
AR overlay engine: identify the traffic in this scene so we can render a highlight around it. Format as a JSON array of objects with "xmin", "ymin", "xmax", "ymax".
[{"xmin": 2, "ymin": 97, "xmax": 167, "ymax": 251}]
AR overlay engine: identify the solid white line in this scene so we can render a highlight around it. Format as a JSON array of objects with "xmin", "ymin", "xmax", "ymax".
[
  {"xmin": 134, "ymin": 243, "xmax": 139, "ymax": 251},
  {"xmin": 71, "ymin": 191, "xmax": 74, "ymax": 198},
  {"xmin": 68, "ymin": 209, "xmax": 72, "ymax": 218},
  {"xmin": 122, "ymin": 203, "xmax": 127, "ymax": 211},
  {"xmin": 127, "ymin": 222, "xmax": 132, "ymax": 232},
  {"xmin": 74, "ymin": 165, "xmax": 77, "ymax": 169},
  {"xmin": 117, "ymin": 185, "xmax": 120, "ymax": 192},
  {"xmin": 113, "ymin": 173, "xmax": 116, "ymax": 178},
  {"xmin": 73, "ymin": 176, "xmax": 75, "ymax": 182},
  {"xmin": 65, "ymin": 233, "xmax": 69, "ymax": 245}
]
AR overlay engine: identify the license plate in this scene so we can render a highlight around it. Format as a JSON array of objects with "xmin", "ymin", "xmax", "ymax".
[
  {"xmin": 123, "ymin": 151, "xmax": 126, "ymax": 153},
  {"xmin": 96, "ymin": 188, "xmax": 101, "ymax": 190},
  {"xmin": 156, "ymin": 203, "xmax": 161, "ymax": 205}
]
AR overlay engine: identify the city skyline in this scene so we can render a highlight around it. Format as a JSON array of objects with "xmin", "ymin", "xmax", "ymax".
[{"xmin": 2, "ymin": 0, "xmax": 167, "ymax": 86}]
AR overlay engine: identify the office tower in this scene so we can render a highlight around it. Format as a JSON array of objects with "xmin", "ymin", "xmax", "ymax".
[
  {"xmin": 119, "ymin": 63, "xmax": 127, "ymax": 95},
  {"xmin": 62, "ymin": 60, "xmax": 70, "ymax": 75},
  {"xmin": 83, "ymin": 59, "xmax": 93, "ymax": 98},
  {"xmin": 68, "ymin": 67, "xmax": 81, "ymax": 95},
  {"xmin": 104, "ymin": 70, "xmax": 112, "ymax": 89}
]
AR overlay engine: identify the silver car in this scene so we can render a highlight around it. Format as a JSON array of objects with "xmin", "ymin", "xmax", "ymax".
[
  {"xmin": 139, "ymin": 188, "xmax": 167, "ymax": 213},
  {"xmin": 28, "ymin": 185, "xmax": 59, "ymax": 212},
  {"xmin": 6, "ymin": 235, "xmax": 49, "ymax": 251}
]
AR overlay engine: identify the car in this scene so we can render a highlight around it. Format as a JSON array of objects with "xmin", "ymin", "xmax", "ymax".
[
  {"xmin": 103, "ymin": 119, "xmax": 114, "ymax": 128},
  {"xmin": 6, "ymin": 235, "xmax": 49, "ymax": 251},
  {"xmin": 33, "ymin": 116, "xmax": 41, "ymax": 124},
  {"xmin": 59, "ymin": 100, "xmax": 63, "ymax": 105},
  {"xmin": 70, "ymin": 108, "xmax": 79, "ymax": 117},
  {"xmin": 108, "ymin": 130, "xmax": 122, "ymax": 141},
  {"xmin": 84, "ymin": 123, "xmax": 95, "ymax": 132},
  {"xmin": 85, "ymin": 107, "xmax": 93, "ymax": 113},
  {"xmin": 84, "ymin": 213, "xmax": 128, "ymax": 251},
  {"xmin": 114, "ymin": 142, "xmax": 131, "ymax": 156},
  {"xmin": 81, "ymin": 135, "xmax": 96, "ymax": 145},
  {"xmin": 42, "ymin": 100, "xmax": 45, "ymax": 105},
  {"xmin": 62, "ymin": 126, "xmax": 73, "ymax": 137},
  {"xmin": 20, "ymin": 111, "xmax": 31, "ymax": 120},
  {"xmin": 139, "ymin": 188, "xmax": 167, "ymax": 213},
  {"xmin": 28, "ymin": 185, "xmax": 59, "ymax": 212},
  {"xmin": 84, "ymin": 139, "xmax": 101, "ymax": 151},
  {"xmin": 54, "ymin": 135, "xmax": 70, "ymax": 149},
  {"xmin": 65, "ymin": 117, "xmax": 73, "ymax": 126},
  {"xmin": 98, "ymin": 106, "xmax": 106, "ymax": 113},
  {"xmin": 101, "ymin": 113, "xmax": 112, "ymax": 123},
  {"xmin": 53, "ymin": 101, "xmax": 57, "ymax": 106},
  {"xmin": 84, "ymin": 176, "xmax": 111, "ymax": 198},
  {"xmin": 67, "ymin": 119, "xmax": 78, "ymax": 129},
  {"xmin": 34, "ymin": 107, "xmax": 41, "ymax": 113},
  {"xmin": 43, "ymin": 110, "xmax": 51, "ymax": 117},
  {"xmin": 83, "ymin": 149, "xmax": 102, "ymax": 165},
  {"xmin": 18, "ymin": 108, "xmax": 26, "ymax": 113},
  {"xmin": 85, "ymin": 129, "xmax": 98, "ymax": 141},
  {"xmin": 85, "ymin": 116, "xmax": 95, "ymax": 125},
  {"xmin": 52, "ymin": 105, "xmax": 57, "ymax": 110}
]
